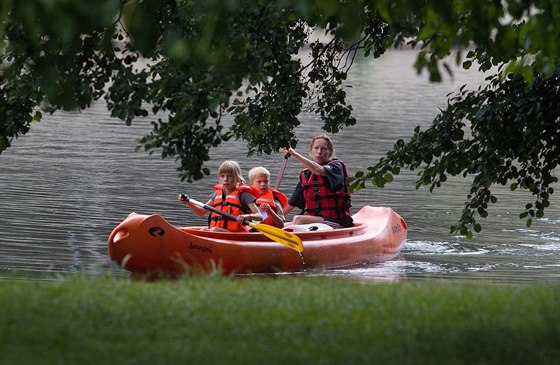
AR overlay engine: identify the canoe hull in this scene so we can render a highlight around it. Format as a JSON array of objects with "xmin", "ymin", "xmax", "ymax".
[{"xmin": 107, "ymin": 206, "xmax": 407, "ymax": 275}]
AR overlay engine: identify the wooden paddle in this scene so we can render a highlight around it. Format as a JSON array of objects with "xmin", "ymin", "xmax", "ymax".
[{"xmin": 179, "ymin": 195, "xmax": 303, "ymax": 252}]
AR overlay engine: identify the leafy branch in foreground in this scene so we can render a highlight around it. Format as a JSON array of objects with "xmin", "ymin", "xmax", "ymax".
[
  {"xmin": 2, "ymin": 0, "xmax": 560, "ymax": 234},
  {"xmin": 349, "ymin": 71, "xmax": 560, "ymax": 237}
]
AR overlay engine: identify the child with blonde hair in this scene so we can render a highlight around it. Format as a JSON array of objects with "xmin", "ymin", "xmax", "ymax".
[
  {"xmin": 179, "ymin": 160, "xmax": 262, "ymax": 232},
  {"xmin": 248, "ymin": 166, "xmax": 288, "ymax": 228}
]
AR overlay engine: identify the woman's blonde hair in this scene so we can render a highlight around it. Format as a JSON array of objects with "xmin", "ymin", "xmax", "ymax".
[
  {"xmin": 248, "ymin": 166, "xmax": 270, "ymax": 183},
  {"xmin": 309, "ymin": 134, "xmax": 335, "ymax": 158},
  {"xmin": 218, "ymin": 160, "xmax": 245, "ymax": 184}
]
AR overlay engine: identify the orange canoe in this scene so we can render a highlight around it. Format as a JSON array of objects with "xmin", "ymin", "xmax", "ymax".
[{"xmin": 107, "ymin": 206, "xmax": 407, "ymax": 275}]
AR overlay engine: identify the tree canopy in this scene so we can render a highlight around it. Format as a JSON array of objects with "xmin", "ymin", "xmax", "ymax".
[{"xmin": 1, "ymin": 0, "xmax": 559, "ymax": 236}]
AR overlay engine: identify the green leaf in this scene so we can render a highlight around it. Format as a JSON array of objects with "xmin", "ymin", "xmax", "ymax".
[{"xmin": 32, "ymin": 111, "xmax": 43, "ymax": 123}]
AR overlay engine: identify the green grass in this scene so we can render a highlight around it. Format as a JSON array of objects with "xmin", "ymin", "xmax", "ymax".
[{"xmin": 1, "ymin": 276, "xmax": 559, "ymax": 365}]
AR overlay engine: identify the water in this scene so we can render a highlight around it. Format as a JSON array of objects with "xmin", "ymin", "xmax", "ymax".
[{"xmin": 1, "ymin": 49, "xmax": 559, "ymax": 283}]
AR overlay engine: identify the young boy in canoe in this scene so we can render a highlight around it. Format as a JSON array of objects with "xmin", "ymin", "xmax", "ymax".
[
  {"xmin": 248, "ymin": 166, "xmax": 288, "ymax": 229},
  {"xmin": 178, "ymin": 160, "xmax": 262, "ymax": 232}
]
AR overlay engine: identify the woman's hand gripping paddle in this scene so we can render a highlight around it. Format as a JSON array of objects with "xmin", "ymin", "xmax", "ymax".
[{"xmin": 179, "ymin": 195, "xmax": 303, "ymax": 252}]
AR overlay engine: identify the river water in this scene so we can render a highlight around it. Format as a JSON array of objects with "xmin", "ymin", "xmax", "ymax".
[{"xmin": 1, "ymin": 49, "xmax": 559, "ymax": 283}]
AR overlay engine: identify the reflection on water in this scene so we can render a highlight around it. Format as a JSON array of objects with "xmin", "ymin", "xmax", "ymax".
[{"xmin": 1, "ymin": 50, "xmax": 559, "ymax": 283}]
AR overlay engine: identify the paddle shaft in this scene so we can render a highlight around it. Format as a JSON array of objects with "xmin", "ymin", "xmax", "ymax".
[
  {"xmin": 275, "ymin": 153, "xmax": 290, "ymax": 190},
  {"xmin": 185, "ymin": 197, "xmax": 244, "ymax": 224}
]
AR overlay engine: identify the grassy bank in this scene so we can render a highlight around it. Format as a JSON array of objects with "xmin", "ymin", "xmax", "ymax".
[{"xmin": 1, "ymin": 276, "xmax": 559, "ymax": 365}]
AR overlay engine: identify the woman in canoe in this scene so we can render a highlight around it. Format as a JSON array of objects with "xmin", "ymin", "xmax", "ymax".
[
  {"xmin": 282, "ymin": 135, "xmax": 353, "ymax": 228},
  {"xmin": 178, "ymin": 160, "xmax": 263, "ymax": 232},
  {"xmin": 248, "ymin": 166, "xmax": 288, "ymax": 228}
]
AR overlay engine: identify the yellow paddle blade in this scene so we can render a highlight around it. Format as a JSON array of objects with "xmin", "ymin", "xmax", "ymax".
[
  {"xmin": 259, "ymin": 230, "xmax": 303, "ymax": 252},
  {"xmin": 247, "ymin": 222, "xmax": 304, "ymax": 252}
]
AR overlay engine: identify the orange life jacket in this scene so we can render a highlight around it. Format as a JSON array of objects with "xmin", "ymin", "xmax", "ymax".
[
  {"xmin": 209, "ymin": 184, "xmax": 259, "ymax": 232},
  {"xmin": 255, "ymin": 189, "xmax": 288, "ymax": 226}
]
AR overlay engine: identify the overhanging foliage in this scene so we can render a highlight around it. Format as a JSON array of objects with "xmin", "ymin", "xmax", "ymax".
[{"xmin": 1, "ymin": 0, "xmax": 559, "ymax": 236}]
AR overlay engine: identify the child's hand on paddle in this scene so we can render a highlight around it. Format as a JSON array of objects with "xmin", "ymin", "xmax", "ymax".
[{"xmin": 236, "ymin": 215, "xmax": 248, "ymax": 224}]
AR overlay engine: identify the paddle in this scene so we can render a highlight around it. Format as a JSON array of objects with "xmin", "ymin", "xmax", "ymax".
[
  {"xmin": 179, "ymin": 195, "xmax": 303, "ymax": 252},
  {"xmin": 275, "ymin": 153, "xmax": 290, "ymax": 190}
]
